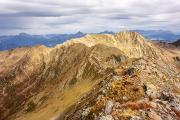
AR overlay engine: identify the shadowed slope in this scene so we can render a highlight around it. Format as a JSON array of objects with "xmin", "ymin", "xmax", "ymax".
[
  {"xmin": 0, "ymin": 42, "xmax": 127, "ymax": 120},
  {"xmin": 0, "ymin": 31, "xmax": 179, "ymax": 120}
]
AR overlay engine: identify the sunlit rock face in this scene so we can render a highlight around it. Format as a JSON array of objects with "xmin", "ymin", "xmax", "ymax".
[{"xmin": 0, "ymin": 31, "xmax": 179, "ymax": 120}]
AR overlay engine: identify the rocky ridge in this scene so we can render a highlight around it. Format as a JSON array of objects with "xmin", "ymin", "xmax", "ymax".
[
  {"xmin": 65, "ymin": 31, "xmax": 163, "ymax": 59},
  {"xmin": 0, "ymin": 31, "xmax": 179, "ymax": 120},
  {"xmin": 171, "ymin": 39, "xmax": 180, "ymax": 47}
]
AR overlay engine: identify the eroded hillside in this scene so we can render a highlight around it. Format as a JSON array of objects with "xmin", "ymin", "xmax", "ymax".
[{"xmin": 0, "ymin": 31, "xmax": 179, "ymax": 120}]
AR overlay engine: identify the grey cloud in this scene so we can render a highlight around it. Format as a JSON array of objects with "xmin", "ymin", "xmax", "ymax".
[
  {"xmin": 107, "ymin": 15, "xmax": 131, "ymax": 20},
  {"xmin": 0, "ymin": 0, "xmax": 180, "ymax": 35},
  {"xmin": 0, "ymin": 26, "xmax": 31, "ymax": 30},
  {"xmin": 47, "ymin": 19, "xmax": 80, "ymax": 26}
]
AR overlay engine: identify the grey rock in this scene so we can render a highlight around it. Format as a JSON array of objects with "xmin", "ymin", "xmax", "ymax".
[
  {"xmin": 105, "ymin": 100, "xmax": 114, "ymax": 114},
  {"xmin": 130, "ymin": 116, "xmax": 142, "ymax": 120},
  {"xmin": 82, "ymin": 107, "xmax": 92, "ymax": 117},
  {"xmin": 122, "ymin": 96, "xmax": 128, "ymax": 101},
  {"xmin": 99, "ymin": 115, "xmax": 114, "ymax": 120}
]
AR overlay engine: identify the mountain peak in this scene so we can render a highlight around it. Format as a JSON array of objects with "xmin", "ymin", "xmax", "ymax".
[
  {"xmin": 1, "ymin": 30, "xmax": 180, "ymax": 120},
  {"xmin": 75, "ymin": 31, "xmax": 84, "ymax": 35},
  {"xmin": 171, "ymin": 39, "xmax": 180, "ymax": 47},
  {"xmin": 18, "ymin": 33, "xmax": 30, "ymax": 36},
  {"xmin": 115, "ymin": 31, "xmax": 145, "ymax": 41},
  {"xmin": 99, "ymin": 30, "xmax": 114, "ymax": 34},
  {"xmin": 66, "ymin": 31, "xmax": 160, "ymax": 58}
]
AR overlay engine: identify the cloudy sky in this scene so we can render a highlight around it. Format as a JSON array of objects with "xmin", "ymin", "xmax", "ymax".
[{"xmin": 0, "ymin": 0, "xmax": 180, "ymax": 35}]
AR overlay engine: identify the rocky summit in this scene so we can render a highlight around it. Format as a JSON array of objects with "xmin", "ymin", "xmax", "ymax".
[{"xmin": 0, "ymin": 31, "xmax": 179, "ymax": 120}]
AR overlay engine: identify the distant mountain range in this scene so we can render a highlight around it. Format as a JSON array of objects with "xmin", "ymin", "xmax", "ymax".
[
  {"xmin": 0, "ymin": 32, "xmax": 85, "ymax": 51},
  {"xmin": 171, "ymin": 39, "xmax": 180, "ymax": 47},
  {"xmin": 0, "ymin": 30, "xmax": 180, "ymax": 51},
  {"xmin": 134, "ymin": 30, "xmax": 180, "ymax": 41}
]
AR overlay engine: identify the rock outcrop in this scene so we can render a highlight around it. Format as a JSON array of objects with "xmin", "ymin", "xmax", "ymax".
[
  {"xmin": 0, "ymin": 31, "xmax": 179, "ymax": 120},
  {"xmin": 67, "ymin": 31, "xmax": 163, "ymax": 59},
  {"xmin": 171, "ymin": 39, "xmax": 180, "ymax": 47}
]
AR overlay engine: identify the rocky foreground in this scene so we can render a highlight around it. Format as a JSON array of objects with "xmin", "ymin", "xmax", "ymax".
[{"xmin": 0, "ymin": 31, "xmax": 179, "ymax": 120}]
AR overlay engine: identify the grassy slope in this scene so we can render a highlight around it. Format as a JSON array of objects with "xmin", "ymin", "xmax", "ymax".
[{"xmin": 12, "ymin": 80, "xmax": 96, "ymax": 120}]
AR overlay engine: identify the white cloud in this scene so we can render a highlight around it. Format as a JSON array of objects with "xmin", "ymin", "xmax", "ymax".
[{"xmin": 0, "ymin": 0, "xmax": 180, "ymax": 35}]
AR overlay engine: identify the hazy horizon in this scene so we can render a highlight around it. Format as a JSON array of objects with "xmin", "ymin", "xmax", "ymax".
[{"xmin": 0, "ymin": 29, "xmax": 179, "ymax": 36}]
